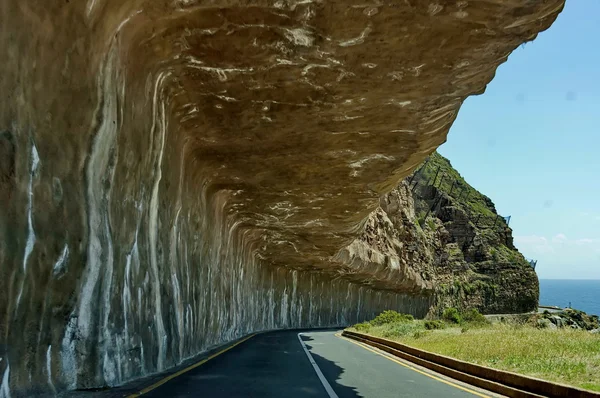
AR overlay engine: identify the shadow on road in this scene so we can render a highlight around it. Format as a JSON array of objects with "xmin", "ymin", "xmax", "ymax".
[{"xmin": 301, "ymin": 335, "xmax": 362, "ymax": 398}]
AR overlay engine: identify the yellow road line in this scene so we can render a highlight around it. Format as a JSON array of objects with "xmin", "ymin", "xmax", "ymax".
[
  {"xmin": 336, "ymin": 334, "xmax": 490, "ymax": 398},
  {"xmin": 126, "ymin": 334, "xmax": 256, "ymax": 397}
]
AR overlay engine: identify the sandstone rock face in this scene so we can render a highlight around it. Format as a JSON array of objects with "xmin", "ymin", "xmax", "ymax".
[{"xmin": 0, "ymin": 0, "xmax": 563, "ymax": 395}]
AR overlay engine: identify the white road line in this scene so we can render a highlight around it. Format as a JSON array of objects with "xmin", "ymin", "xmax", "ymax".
[{"xmin": 297, "ymin": 333, "xmax": 339, "ymax": 398}]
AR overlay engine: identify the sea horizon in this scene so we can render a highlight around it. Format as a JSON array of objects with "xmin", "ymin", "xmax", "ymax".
[
  {"xmin": 539, "ymin": 278, "xmax": 600, "ymax": 280},
  {"xmin": 539, "ymin": 279, "xmax": 600, "ymax": 316}
]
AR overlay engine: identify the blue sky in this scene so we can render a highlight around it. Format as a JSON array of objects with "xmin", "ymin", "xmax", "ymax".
[{"xmin": 438, "ymin": 1, "xmax": 600, "ymax": 280}]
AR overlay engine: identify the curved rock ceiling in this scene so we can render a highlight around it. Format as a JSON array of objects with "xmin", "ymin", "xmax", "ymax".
[
  {"xmin": 109, "ymin": 0, "xmax": 561, "ymax": 286},
  {"xmin": 0, "ymin": 0, "xmax": 564, "ymax": 393}
]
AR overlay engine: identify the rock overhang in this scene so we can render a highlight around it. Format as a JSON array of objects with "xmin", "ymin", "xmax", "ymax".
[
  {"xmin": 109, "ymin": 0, "xmax": 566, "ymax": 288},
  {"xmin": 3, "ymin": 0, "xmax": 565, "ymax": 288}
]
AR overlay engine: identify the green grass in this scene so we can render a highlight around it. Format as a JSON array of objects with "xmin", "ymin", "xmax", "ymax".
[{"xmin": 351, "ymin": 321, "xmax": 600, "ymax": 392}]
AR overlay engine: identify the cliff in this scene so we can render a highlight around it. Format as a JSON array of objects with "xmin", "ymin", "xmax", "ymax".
[
  {"xmin": 0, "ymin": 0, "xmax": 563, "ymax": 395},
  {"xmin": 340, "ymin": 152, "xmax": 538, "ymax": 316}
]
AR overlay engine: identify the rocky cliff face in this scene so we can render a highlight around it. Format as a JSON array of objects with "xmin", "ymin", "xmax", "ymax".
[
  {"xmin": 0, "ymin": 1, "xmax": 563, "ymax": 395},
  {"xmin": 341, "ymin": 152, "xmax": 538, "ymax": 317}
]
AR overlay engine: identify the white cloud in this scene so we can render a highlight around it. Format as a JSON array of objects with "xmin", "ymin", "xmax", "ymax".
[
  {"xmin": 514, "ymin": 235, "xmax": 547, "ymax": 245},
  {"xmin": 516, "ymin": 231, "xmax": 600, "ymax": 279},
  {"xmin": 514, "ymin": 235, "xmax": 554, "ymax": 254},
  {"xmin": 552, "ymin": 233, "xmax": 568, "ymax": 244},
  {"xmin": 578, "ymin": 212, "xmax": 600, "ymax": 222},
  {"xmin": 515, "ymin": 234, "xmax": 600, "ymax": 260},
  {"xmin": 574, "ymin": 238, "xmax": 600, "ymax": 246}
]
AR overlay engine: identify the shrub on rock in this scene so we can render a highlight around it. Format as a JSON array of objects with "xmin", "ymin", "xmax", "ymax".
[
  {"xmin": 442, "ymin": 307, "xmax": 462, "ymax": 324},
  {"xmin": 353, "ymin": 322, "xmax": 372, "ymax": 332},
  {"xmin": 424, "ymin": 320, "xmax": 445, "ymax": 330}
]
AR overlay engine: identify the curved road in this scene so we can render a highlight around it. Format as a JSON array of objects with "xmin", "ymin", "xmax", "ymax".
[{"xmin": 127, "ymin": 330, "xmax": 496, "ymax": 398}]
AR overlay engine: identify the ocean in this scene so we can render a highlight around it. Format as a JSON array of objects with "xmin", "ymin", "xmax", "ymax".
[{"xmin": 539, "ymin": 279, "xmax": 600, "ymax": 316}]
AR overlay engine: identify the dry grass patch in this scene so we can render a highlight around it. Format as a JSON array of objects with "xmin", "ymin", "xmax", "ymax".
[{"xmin": 360, "ymin": 322, "xmax": 600, "ymax": 392}]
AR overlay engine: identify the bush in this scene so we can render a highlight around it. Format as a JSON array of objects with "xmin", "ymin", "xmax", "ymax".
[
  {"xmin": 424, "ymin": 320, "xmax": 446, "ymax": 330},
  {"xmin": 353, "ymin": 322, "xmax": 371, "ymax": 332},
  {"xmin": 427, "ymin": 218, "xmax": 437, "ymax": 231},
  {"xmin": 370, "ymin": 310, "xmax": 414, "ymax": 326},
  {"xmin": 381, "ymin": 322, "xmax": 421, "ymax": 338},
  {"xmin": 417, "ymin": 211, "xmax": 427, "ymax": 228},
  {"xmin": 442, "ymin": 307, "xmax": 462, "ymax": 324},
  {"xmin": 462, "ymin": 308, "xmax": 489, "ymax": 325},
  {"xmin": 490, "ymin": 248, "xmax": 498, "ymax": 261},
  {"xmin": 462, "ymin": 282, "xmax": 474, "ymax": 295}
]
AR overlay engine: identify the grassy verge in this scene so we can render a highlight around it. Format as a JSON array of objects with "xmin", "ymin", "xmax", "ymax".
[{"xmin": 349, "ymin": 310, "xmax": 600, "ymax": 392}]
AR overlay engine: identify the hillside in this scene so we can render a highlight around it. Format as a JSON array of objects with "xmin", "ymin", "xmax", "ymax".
[{"xmin": 339, "ymin": 152, "xmax": 538, "ymax": 315}]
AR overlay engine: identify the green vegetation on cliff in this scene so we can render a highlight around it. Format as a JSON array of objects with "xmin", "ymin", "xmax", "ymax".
[
  {"xmin": 409, "ymin": 152, "xmax": 538, "ymax": 314},
  {"xmin": 349, "ymin": 152, "xmax": 538, "ymax": 315},
  {"xmin": 416, "ymin": 152, "xmax": 497, "ymax": 219}
]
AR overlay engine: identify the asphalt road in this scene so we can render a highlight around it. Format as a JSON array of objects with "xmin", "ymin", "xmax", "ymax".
[{"xmin": 140, "ymin": 330, "xmax": 492, "ymax": 398}]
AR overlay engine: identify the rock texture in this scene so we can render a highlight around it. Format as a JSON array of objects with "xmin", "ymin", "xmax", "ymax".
[
  {"xmin": 0, "ymin": 0, "xmax": 563, "ymax": 395},
  {"xmin": 341, "ymin": 152, "xmax": 539, "ymax": 316},
  {"xmin": 537, "ymin": 309, "xmax": 600, "ymax": 331}
]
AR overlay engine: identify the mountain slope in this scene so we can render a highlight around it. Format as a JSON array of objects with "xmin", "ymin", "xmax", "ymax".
[{"xmin": 339, "ymin": 152, "xmax": 538, "ymax": 315}]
